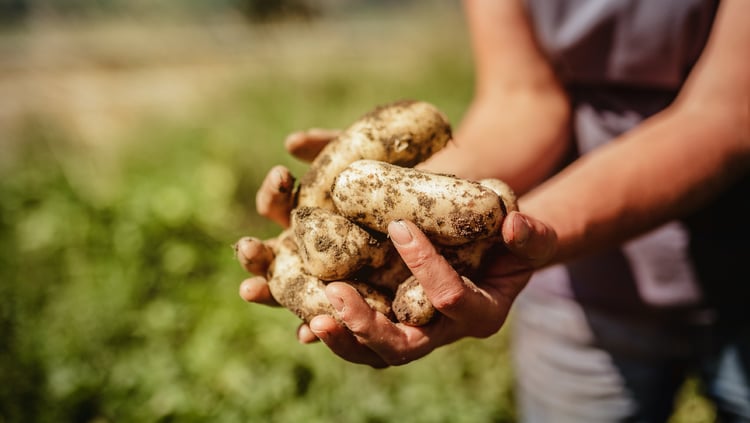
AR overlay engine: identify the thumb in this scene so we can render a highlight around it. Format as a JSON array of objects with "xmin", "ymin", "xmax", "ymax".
[{"xmin": 501, "ymin": 211, "xmax": 557, "ymax": 269}]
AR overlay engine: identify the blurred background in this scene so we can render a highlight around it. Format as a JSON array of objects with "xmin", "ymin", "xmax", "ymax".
[{"xmin": 0, "ymin": 1, "xmax": 713, "ymax": 422}]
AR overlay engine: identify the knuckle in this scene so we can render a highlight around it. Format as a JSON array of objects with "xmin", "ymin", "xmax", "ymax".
[
  {"xmin": 430, "ymin": 287, "xmax": 467, "ymax": 313},
  {"xmin": 342, "ymin": 315, "xmax": 370, "ymax": 336},
  {"xmin": 347, "ymin": 325, "xmax": 369, "ymax": 339},
  {"xmin": 404, "ymin": 248, "xmax": 439, "ymax": 273}
]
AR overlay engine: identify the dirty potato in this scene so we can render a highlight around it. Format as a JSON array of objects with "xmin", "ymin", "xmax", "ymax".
[
  {"xmin": 292, "ymin": 206, "xmax": 390, "ymax": 281},
  {"xmin": 296, "ymin": 100, "xmax": 452, "ymax": 211},
  {"xmin": 266, "ymin": 229, "xmax": 392, "ymax": 323},
  {"xmin": 331, "ymin": 160, "xmax": 507, "ymax": 246}
]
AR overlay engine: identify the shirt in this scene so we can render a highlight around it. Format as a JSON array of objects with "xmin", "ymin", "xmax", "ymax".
[{"xmin": 522, "ymin": 0, "xmax": 749, "ymax": 324}]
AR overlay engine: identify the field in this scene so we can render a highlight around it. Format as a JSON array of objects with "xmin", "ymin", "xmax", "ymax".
[{"xmin": 0, "ymin": 4, "xmax": 713, "ymax": 422}]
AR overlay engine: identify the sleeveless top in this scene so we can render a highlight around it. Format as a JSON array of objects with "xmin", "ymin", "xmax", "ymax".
[{"xmin": 522, "ymin": 0, "xmax": 750, "ymax": 325}]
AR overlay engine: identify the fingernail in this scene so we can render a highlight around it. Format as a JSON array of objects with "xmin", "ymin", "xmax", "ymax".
[
  {"xmin": 513, "ymin": 214, "xmax": 530, "ymax": 246},
  {"xmin": 388, "ymin": 220, "xmax": 413, "ymax": 245}
]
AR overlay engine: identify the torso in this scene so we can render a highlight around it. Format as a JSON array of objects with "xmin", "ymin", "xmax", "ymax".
[{"xmin": 521, "ymin": 0, "xmax": 748, "ymax": 324}]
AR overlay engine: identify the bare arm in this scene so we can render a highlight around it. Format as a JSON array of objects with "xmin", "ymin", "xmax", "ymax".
[
  {"xmin": 521, "ymin": 0, "xmax": 750, "ymax": 263},
  {"xmin": 423, "ymin": 0, "xmax": 571, "ymax": 194}
]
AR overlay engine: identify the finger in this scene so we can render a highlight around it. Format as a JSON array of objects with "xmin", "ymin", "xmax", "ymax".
[
  {"xmin": 239, "ymin": 276, "xmax": 278, "ymax": 306},
  {"xmin": 501, "ymin": 211, "xmax": 557, "ymax": 269},
  {"xmin": 297, "ymin": 323, "xmax": 320, "ymax": 344},
  {"xmin": 388, "ymin": 220, "xmax": 493, "ymax": 322},
  {"xmin": 235, "ymin": 236, "xmax": 275, "ymax": 275},
  {"xmin": 325, "ymin": 282, "xmax": 436, "ymax": 366},
  {"xmin": 309, "ymin": 313, "xmax": 389, "ymax": 368},
  {"xmin": 255, "ymin": 165, "xmax": 296, "ymax": 227},
  {"xmin": 285, "ymin": 128, "xmax": 341, "ymax": 162}
]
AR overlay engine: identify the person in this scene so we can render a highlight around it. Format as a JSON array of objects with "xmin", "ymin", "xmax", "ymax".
[{"xmin": 238, "ymin": 0, "xmax": 750, "ymax": 421}]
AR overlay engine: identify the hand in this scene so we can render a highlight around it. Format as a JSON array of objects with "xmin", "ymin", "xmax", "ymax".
[
  {"xmin": 237, "ymin": 127, "xmax": 557, "ymax": 364},
  {"xmin": 306, "ymin": 212, "xmax": 557, "ymax": 368},
  {"xmin": 237, "ymin": 128, "xmax": 340, "ymax": 343}
]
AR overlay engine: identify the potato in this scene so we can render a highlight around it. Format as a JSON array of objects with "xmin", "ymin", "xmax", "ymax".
[
  {"xmin": 265, "ymin": 229, "xmax": 336, "ymax": 321},
  {"xmin": 239, "ymin": 101, "xmax": 451, "ymax": 325},
  {"xmin": 479, "ymin": 178, "xmax": 518, "ymax": 213},
  {"xmin": 296, "ymin": 100, "xmax": 452, "ymax": 211},
  {"xmin": 331, "ymin": 160, "xmax": 507, "ymax": 246},
  {"xmin": 292, "ymin": 206, "xmax": 390, "ymax": 281},
  {"xmin": 437, "ymin": 240, "xmax": 496, "ymax": 276},
  {"xmin": 393, "ymin": 275, "xmax": 481, "ymax": 326},
  {"xmin": 348, "ymin": 281, "xmax": 395, "ymax": 321},
  {"xmin": 437, "ymin": 178, "xmax": 519, "ymax": 274},
  {"xmin": 356, "ymin": 251, "xmax": 412, "ymax": 293},
  {"xmin": 266, "ymin": 229, "xmax": 392, "ymax": 323},
  {"xmin": 392, "ymin": 276, "xmax": 435, "ymax": 326}
]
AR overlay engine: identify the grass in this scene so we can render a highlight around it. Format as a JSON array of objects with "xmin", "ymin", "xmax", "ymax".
[{"xmin": 0, "ymin": 5, "xmax": 715, "ymax": 422}]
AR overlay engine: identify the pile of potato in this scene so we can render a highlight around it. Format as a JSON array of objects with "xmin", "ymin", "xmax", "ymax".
[{"xmin": 236, "ymin": 100, "xmax": 517, "ymax": 326}]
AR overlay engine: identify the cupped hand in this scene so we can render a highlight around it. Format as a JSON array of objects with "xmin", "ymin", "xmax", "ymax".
[
  {"xmin": 237, "ymin": 127, "xmax": 557, "ymax": 363},
  {"xmin": 306, "ymin": 211, "xmax": 557, "ymax": 368}
]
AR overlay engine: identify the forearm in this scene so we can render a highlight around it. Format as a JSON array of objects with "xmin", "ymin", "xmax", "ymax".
[
  {"xmin": 521, "ymin": 103, "xmax": 750, "ymax": 264},
  {"xmin": 522, "ymin": 0, "xmax": 750, "ymax": 264},
  {"xmin": 463, "ymin": 0, "xmax": 558, "ymax": 95},
  {"xmin": 423, "ymin": 0, "xmax": 571, "ymax": 192},
  {"xmin": 423, "ymin": 89, "xmax": 570, "ymax": 192}
]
